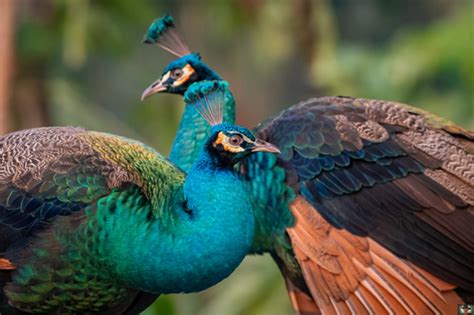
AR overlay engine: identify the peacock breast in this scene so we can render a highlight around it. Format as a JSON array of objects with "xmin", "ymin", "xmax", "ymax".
[{"xmin": 103, "ymin": 174, "xmax": 254, "ymax": 294}]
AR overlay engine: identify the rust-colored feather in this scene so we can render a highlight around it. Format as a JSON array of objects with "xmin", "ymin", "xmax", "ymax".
[
  {"xmin": 285, "ymin": 277, "xmax": 321, "ymax": 315},
  {"xmin": 0, "ymin": 258, "xmax": 15, "ymax": 270},
  {"xmin": 252, "ymin": 96, "xmax": 473, "ymax": 313},
  {"xmin": 287, "ymin": 196, "xmax": 464, "ymax": 315}
]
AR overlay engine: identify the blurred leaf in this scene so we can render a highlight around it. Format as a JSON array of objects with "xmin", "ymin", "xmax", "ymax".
[
  {"xmin": 142, "ymin": 295, "xmax": 176, "ymax": 315},
  {"xmin": 311, "ymin": 2, "xmax": 473, "ymax": 128},
  {"xmin": 62, "ymin": 0, "xmax": 89, "ymax": 69}
]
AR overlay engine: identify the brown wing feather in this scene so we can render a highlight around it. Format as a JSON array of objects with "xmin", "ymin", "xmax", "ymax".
[
  {"xmin": 0, "ymin": 259, "xmax": 14, "ymax": 270},
  {"xmin": 288, "ymin": 196, "xmax": 463, "ymax": 315},
  {"xmin": 285, "ymin": 276, "xmax": 321, "ymax": 315},
  {"xmin": 358, "ymin": 98, "xmax": 474, "ymax": 204},
  {"xmin": 256, "ymin": 96, "xmax": 473, "ymax": 313}
]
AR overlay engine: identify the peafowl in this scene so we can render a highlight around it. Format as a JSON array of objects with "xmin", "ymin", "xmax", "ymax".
[
  {"xmin": 142, "ymin": 15, "xmax": 474, "ymax": 314},
  {"xmin": 0, "ymin": 81, "xmax": 280, "ymax": 314},
  {"xmin": 141, "ymin": 14, "xmax": 235, "ymax": 172}
]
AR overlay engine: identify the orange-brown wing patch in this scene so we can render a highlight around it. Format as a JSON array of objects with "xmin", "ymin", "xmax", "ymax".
[
  {"xmin": 0, "ymin": 258, "xmax": 15, "ymax": 270},
  {"xmin": 285, "ymin": 276, "xmax": 321, "ymax": 315},
  {"xmin": 287, "ymin": 196, "xmax": 463, "ymax": 315}
]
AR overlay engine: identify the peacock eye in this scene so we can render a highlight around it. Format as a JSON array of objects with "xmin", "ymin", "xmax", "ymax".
[
  {"xmin": 229, "ymin": 134, "xmax": 243, "ymax": 146},
  {"xmin": 170, "ymin": 68, "xmax": 184, "ymax": 79}
]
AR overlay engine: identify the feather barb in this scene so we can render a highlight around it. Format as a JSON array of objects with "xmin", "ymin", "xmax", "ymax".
[
  {"xmin": 143, "ymin": 14, "xmax": 191, "ymax": 57},
  {"xmin": 184, "ymin": 81, "xmax": 229, "ymax": 126}
]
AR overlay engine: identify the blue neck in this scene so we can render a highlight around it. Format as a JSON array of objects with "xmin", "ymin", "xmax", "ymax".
[
  {"xmin": 105, "ymin": 149, "xmax": 254, "ymax": 294},
  {"xmin": 169, "ymin": 90, "xmax": 235, "ymax": 172}
]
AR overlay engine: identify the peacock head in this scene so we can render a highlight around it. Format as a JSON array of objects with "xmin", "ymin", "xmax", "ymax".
[
  {"xmin": 142, "ymin": 53, "xmax": 221, "ymax": 98},
  {"xmin": 141, "ymin": 14, "xmax": 220, "ymax": 99},
  {"xmin": 186, "ymin": 80, "xmax": 280, "ymax": 166},
  {"xmin": 207, "ymin": 124, "xmax": 279, "ymax": 166}
]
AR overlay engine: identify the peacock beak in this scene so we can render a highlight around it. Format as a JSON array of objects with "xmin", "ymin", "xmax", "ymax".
[
  {"xmin": 251, "ymin": 139, "xmax": 281, "ymax": 154},
  {"xmin": 141, "ymin": 78, "xmax": 167, "ymax": 101}
]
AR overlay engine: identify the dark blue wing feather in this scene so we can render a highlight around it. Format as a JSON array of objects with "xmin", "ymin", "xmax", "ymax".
[{"xmin": 251, "ymin": 96, "xmax": 474, "ymax": 293}]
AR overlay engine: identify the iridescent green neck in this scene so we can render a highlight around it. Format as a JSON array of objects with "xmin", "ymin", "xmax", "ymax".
[
  {"xmin": 169, "ymin": 90, "xmax": 235, "ymax": 172},
  {"xmin": 107, "ymin": 148, "xmax": 254, "ymax": 294}
]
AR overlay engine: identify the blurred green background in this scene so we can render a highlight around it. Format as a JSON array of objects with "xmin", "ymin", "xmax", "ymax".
[{"xmin": 1, "ymin": 0, "xmax": 472, "ymax": 314}]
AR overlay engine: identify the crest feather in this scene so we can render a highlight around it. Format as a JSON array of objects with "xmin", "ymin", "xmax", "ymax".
[
  {"xmin": 184, "ymin": 81, "xmax": 229, "ymax": 126},
  {"xmin": 143, "ymin": 14, "xmax": 191, "ymax": 57}
]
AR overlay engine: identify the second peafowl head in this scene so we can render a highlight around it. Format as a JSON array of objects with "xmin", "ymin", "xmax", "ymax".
[
  {"xmin": 141, "ymin": 14, "xmax": 221, "ymax": 98},
  {"xmin": 185, "ymin": 80, "xmax": 279, "ymax": 169},
  {"xmin": 206, "ymin": 124, "xmax": 280, "ymax": 167}
]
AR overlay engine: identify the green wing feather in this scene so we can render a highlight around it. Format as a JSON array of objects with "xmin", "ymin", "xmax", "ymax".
[
  {"xmin": 0, "ymin": 127, "xmax": 185, "ymax": 313},
  {"xmin": 0, "ymin": 126, "xmax": 184, "ymax": 253},
  {"xmin": 85, "ymin": 131, "xmax": 185, "ymax": 218}
]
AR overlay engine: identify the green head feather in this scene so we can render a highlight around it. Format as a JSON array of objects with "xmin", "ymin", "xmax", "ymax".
[
  {"xmin": 143, "ymin": 14, "xmax": 175, "ymax": 44},
  {"xmin": 143, "ymin": 14, "xmax": 191, "ymax": 57},
  {"xmin": 184, "ymin": 81, "xmax": 230, "ymax": 126},
  {"xmin": 184, "ymin": 80, "xmax": 229, "ymax": 103}
]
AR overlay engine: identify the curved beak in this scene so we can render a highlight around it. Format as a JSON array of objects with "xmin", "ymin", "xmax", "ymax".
[
  {"xmin": 141, "ymin": 78, "xmax": 167, "ymax": 101},
  {"xmin": 251, "ymin": 139, "xmax": 281, "ymax": 154}
]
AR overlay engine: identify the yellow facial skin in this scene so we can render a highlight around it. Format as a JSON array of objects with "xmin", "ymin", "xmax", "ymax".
[
  {"xmin": 214, "ymin": 132, "xmax": 244, "ymax": 153},
  {"xmin": 213, "ymin": 132, "xmax": 258, "ymax": 154},
  {"xmin": 172, "ymin": 64, "xmax": 196, "ymax": 87}
]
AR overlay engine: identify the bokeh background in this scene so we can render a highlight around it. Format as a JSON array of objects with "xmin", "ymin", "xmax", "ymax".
[{"xmin": 0, "ymin": 0, "xmax": 472, "ymax": 314}]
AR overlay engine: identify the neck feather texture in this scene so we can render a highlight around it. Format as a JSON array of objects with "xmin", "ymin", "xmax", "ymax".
[
  {"xmin": 103, "ymin": 151, "xmax": 253, "ymax": 294},
  {"xmin": 169, "ymin": 90, "xmax": 235, "ymax": 172}
]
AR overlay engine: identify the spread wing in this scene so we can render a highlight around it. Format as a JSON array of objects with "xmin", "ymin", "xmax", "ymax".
[
  {"xmin": 0, "ymin": 127, "xmax": 185, "ymax": 262},
  {"xmin": 255, "ymin": 96, "xmax": 473, "ymax": 314}
]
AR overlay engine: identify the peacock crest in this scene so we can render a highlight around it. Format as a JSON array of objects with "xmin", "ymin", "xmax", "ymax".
[
  {"xmin": 184, "ymin": 81, "xmax": 229, "ymax": 126},
  {"xmin": 143, "ymin": 14, "xmax": 191, "ymax": 57}
]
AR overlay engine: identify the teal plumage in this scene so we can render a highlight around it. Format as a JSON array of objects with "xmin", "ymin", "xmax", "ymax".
[
  {"xmin": 143, "ymin": 15, "xmax": 474, "ymax": 314},
  {"xmin": 143, "ymin": 14, "xmax": 174, "ymax": 44},
  {"xmin": 170, "ymin": 82, "xmax": 235, "ymax": 171},
  {"xmin": 142, "ymin": 56, "xmax": 235, "ymax": 171},
  {"xmin": 140, "ymin": 16, "xmax": 236, "ymax": 172},
  {"xmin": 0, "ymin": 83, "xmax": 280, "ymax": 313},
  {"xmin": 142, "ymin": 14, "xmax": 190, "ymax": 58}
]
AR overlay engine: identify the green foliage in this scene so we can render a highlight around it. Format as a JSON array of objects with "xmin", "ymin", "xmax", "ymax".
[{"xmin": 311, "ymin": 3, "xmax": 474, "ymax": 129}]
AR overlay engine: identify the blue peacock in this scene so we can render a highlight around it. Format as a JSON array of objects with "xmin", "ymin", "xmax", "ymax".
[
  {"xmin": 141, "ymin": 14, "xmax": 474, "ymax": 314},
  {"xmin": 0, "ymin": 81, "xmax": 280, "ymax": 313}
]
